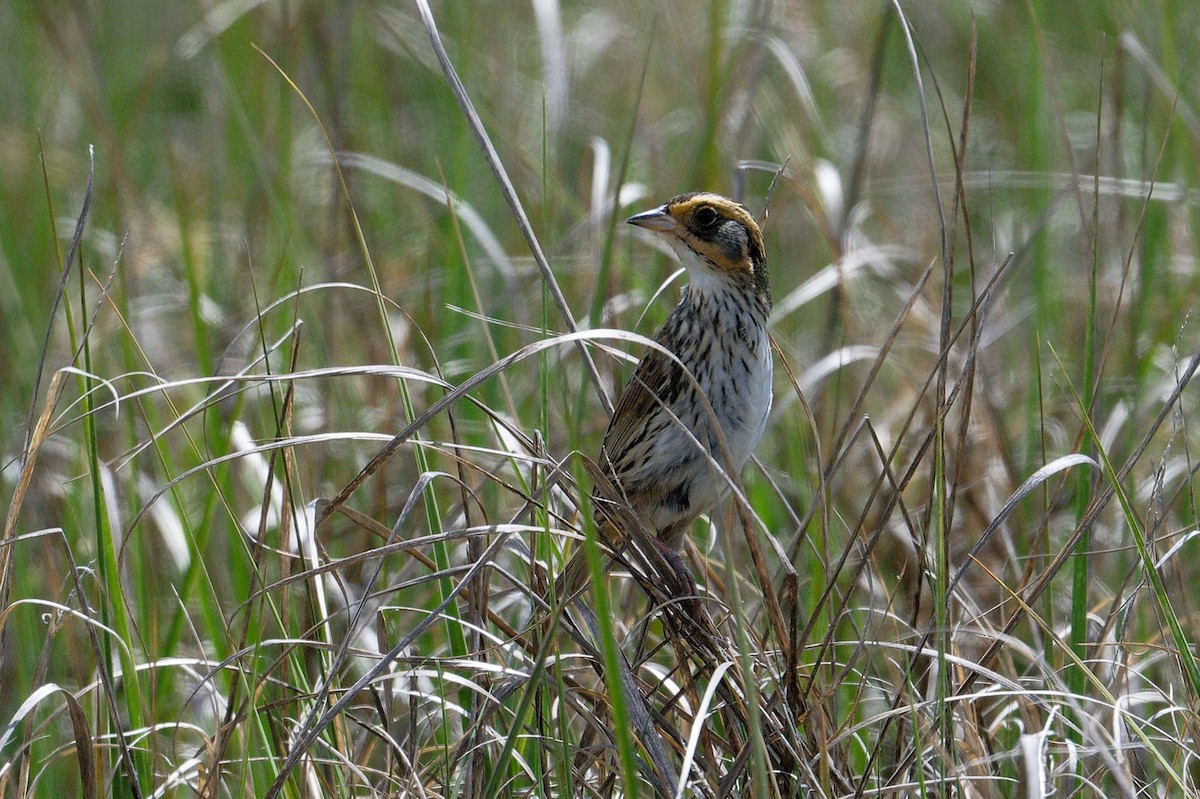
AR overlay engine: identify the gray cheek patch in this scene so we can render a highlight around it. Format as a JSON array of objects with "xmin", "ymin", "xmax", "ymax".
[{"xmin": 715, "ymin": 222, "xmax": 749, "ymax": 264}]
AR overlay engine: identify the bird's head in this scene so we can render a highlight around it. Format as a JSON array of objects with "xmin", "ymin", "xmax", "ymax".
[{"xmin": 626, "ymin": 192, "xmax": 769, "ymax": 300}]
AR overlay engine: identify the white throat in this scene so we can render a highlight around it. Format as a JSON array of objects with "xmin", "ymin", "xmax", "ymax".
[{"xmin": 669, "ymin": 240, "xmax": 741, "ymax": 295}]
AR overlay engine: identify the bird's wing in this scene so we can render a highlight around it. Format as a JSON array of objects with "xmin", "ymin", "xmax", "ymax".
[{"xmin": 598, "ymin": 345, "xmax": 686, "ymax": 483}]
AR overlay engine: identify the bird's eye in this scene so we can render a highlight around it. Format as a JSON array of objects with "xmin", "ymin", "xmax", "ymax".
[{"xmin": 694, "ymin": 205, "xmax": 719, "ymax": 228}]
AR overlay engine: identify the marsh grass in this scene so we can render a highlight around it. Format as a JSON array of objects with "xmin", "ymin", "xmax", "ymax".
[{"xmin": 2, "ymin": 1, "xmax": 1200, "ymax": 797}]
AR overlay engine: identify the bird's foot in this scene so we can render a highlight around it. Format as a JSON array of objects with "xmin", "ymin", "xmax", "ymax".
[{"xmin": 649, "ymin": 538, "xmax": 720, "ymax": 641}]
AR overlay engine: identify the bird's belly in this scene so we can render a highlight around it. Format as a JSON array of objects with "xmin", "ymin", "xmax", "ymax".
[
  {"xmin": 634, "ymin": 330, "xmax": 773, "ymax": 518},
  {"xmin": 699, "ymin": 325, "xmax": 772, "ymax": 463}
]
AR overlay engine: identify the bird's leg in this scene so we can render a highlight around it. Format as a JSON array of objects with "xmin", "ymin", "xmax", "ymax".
[
  {"xmin": 648, "ymin": 536, "xmax": 723, "ymax": 644},
  {"xmin": 651, "ymin": 536, "xmax": 696, "ymax": 598},
  {"xmin": 652, "ymin": 537, "xmax": 705, "ymax": 633}
]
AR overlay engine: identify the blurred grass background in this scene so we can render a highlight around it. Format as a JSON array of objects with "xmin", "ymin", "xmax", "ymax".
[{"xmin": 2, "ymin": 0, "xmax": 1199, "ymax": 796}]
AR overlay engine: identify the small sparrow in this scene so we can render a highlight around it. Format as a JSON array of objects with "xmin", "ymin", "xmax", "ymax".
[{"xmin": 556, "ymin": 192, "xmax": 773, "ymax": 599}]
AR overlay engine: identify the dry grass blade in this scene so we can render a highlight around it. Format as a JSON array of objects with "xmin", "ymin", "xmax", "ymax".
[
  {"xmin": 413, "ymin": 0, "xmax": 611, "ymax": 416},
  {"xmin": 962, "ymin": 344, "xmax": 1200, "ymax": 699},
  {"xmin": 263, "ymin": 521, "xmax": 517, "ymax": 799},
  {"xmin": 20, "ymin": 144, "xmax": 93, "ymax": 460},
  {"xmin": 59, "ymin": 688, "xmax": 97, "ymax": 799}
]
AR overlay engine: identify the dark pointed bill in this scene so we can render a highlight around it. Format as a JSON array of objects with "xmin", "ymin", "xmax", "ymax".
[{"xmin": 625, "ymin": 205, "xmax": 676, "ymax": 232}]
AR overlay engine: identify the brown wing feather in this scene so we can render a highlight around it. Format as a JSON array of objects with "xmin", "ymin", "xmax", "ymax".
[{"xmin": 601, "ymin": 348, "xmax": 672, "ymax": 474}]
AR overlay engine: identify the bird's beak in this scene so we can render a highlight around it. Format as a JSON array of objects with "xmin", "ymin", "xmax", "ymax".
[{"xmin": 625, "ymin": 205, "xmax": 678, "ymax": 232}]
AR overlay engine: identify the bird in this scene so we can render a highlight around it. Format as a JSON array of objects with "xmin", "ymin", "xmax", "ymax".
[{"xmin": 553, "ymin": 192, "xmax": 773, "ymax": 603}]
